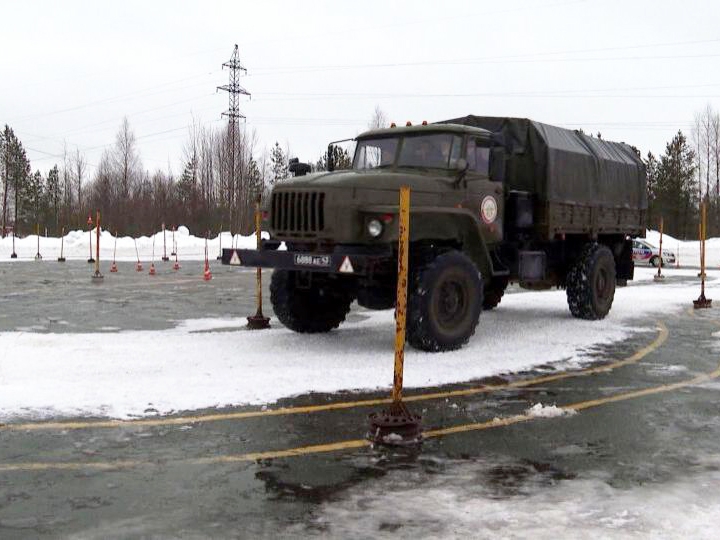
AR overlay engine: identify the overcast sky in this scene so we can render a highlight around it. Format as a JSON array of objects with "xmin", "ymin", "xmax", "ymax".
[{"xmin": 1, "ymin": 0, "xmax": 719, "ymax": 178}]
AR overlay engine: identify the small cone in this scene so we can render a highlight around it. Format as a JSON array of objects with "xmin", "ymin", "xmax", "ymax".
[
  {"xmin": 203, "ymin": 262, "xmax": 212, "ymax": 281},
  {"xmin": 136, "ymin": 262, "xmax": 143, "ymax": 272},
  {"xmin": 149, "ymin": 263, "xmax": 156, "ymax": 276},
  {"xmin": 173, "ymin": 261, "xmax": 180, "ymax": 271},
  {"xmin": 110, "ymin": 261, "xmax": 118, "ymax": 273}
]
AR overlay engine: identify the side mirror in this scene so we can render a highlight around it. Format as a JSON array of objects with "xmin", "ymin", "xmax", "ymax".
[
  {"xmin": 327, "ymin": 144, "xmax": 335, "ymax": 172},
  {"xmin": 490, "ymin": 147, "xmax": 505, "ymax": 183}
]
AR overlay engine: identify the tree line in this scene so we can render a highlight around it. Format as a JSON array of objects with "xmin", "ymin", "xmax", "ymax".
[{"xmin": 1, "ymin": 104, "xmax": 718, "ymax": 240}]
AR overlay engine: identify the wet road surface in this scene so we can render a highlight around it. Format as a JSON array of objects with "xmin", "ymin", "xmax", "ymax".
[{"xmin": 1, "ymin": 262, "xmax": 720, "ymax": 538}]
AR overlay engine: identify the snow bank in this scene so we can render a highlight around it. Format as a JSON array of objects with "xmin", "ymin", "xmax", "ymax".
[
  {"xmin": 0, "ymin": 266, "xmax": 712, "ymax": 421},
  {"xmin": 0, "ymin": 227, "xmax": 265, "ymax": 262}
]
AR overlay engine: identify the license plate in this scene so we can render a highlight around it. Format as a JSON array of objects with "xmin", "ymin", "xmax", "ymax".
[{"xmin": 294, "ymin": 254, "xmax": 331, "ymax": 267}]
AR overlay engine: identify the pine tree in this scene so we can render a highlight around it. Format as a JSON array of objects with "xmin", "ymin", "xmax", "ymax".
[
  {"xmin": 644, "ymin": 151, "xmax": 659, "ymax": 227},
  {"xmin": 46, "ymin": 164, "xmax": 61, "ymax": 234},
  {"xmin": 247, "ymin": 155, "xmax": 263, "ymax": 201},
  {"xmin": 270, "ymin": 142, "xmax": 288, "ymax": 185},
  {"xmin": 21, "ymin": 170, "xmax": 45, "ymax": 233},
  {"xmin": 654, "ymin": 131, "xmax": 697, "ymax": 239},
  {"xmin": 1, "ymin": 126, "xmax": 31, "ymax": 237}
]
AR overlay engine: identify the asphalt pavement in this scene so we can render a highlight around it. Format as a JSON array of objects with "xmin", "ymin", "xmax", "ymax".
[{"xmin": 1, "ymin": 262, "xmax": 720, "ymax": 538}]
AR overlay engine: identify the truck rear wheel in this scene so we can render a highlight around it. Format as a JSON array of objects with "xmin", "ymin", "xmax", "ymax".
[
  {"xmin": 483, "ymin": 277, "xmax": 509, "ymax": 310},
  {"xmin": 407, "ymin": 251, "xmax": 483, "ymax": 352},
  {"xmin": 270, "ymin": 270, "xmax": 354, "ymax": 333},
  {"xmin": 566, "ymin": 243, "xmax": 616, "ymax": 320}
]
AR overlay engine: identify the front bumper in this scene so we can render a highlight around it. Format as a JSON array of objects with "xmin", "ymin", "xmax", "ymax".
[{"xmin": 221, "ymin": 246, "xmax": 394, "ymax": 277}]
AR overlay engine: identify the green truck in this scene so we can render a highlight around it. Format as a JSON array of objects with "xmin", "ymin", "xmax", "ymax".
[{"xmin": 222, "ymin": 115, "xmax": 647, "ymax": 352}]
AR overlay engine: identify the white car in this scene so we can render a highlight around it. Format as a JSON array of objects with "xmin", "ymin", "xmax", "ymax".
[{"xmin": 632, "ymin": 239, "xmax": 676, "ymax": 267}]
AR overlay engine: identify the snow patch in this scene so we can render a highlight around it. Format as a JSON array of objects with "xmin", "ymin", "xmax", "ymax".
[{"xmin": 526, "ymin": 403, "xmax": 577, "ymax": 418}]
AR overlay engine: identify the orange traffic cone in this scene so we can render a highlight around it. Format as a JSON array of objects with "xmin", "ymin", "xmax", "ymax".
[
  {"xmin": 136, "ymin": 262, "xmax": 143, "ymax": 272},
  {"xmin": 110, "ymin": 261, "xmax": 118, "ymax": 273},
  {"xmin": 149, "ymin": 263, "xmax": 156, "ymax": 276}
]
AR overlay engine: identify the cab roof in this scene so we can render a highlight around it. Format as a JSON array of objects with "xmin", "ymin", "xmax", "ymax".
[{"xmin": 356, "ymin": 122, "xmax": 491, "ymax": 140}]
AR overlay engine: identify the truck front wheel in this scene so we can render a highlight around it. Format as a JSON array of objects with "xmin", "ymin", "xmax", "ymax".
[
  {"xmin": 407, "ymin": 251, "xmax": 483, "ymax": 352},
  {"xmin": 270, "ymin": 270, "xmax": 354, "ymax": 333},
  {"xmin": 566, "ymin": 243, "xmax": 616, "ymax": 320}
]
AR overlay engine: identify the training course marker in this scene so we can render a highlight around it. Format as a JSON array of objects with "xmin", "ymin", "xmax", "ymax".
[
  {"xmin": 171, "ymin": 225, "xmax": 177, "ymax": 257},
  {"xmin": 162, "ymin": 223, "xmax": 169, "ymax": 262},
  {"xmin": 368, "ymin": 186, "xmax": 422, "ymax": 446},
  {"xmin": 134, "ymin": 238, "xmax": 143, "ymax": 272},
  {"xmin": 58, "ymin": 227, "xmax": 66, "ymax": 262},
  {"xmin": 247, "ymin": 197, "xmax": 270, "ymax": 330},
  {"xmin": 110, "ymin": 230, "xmax": 118, "ymax": 272},
  {"xmin": 694, "ymin": 201, "xmax": 712, "ymax": 309},
  {"xmin": 10, "ymin": 227, "xmax": 17, "ymax": 258},
  {"xmin": 87, "ymin": 214, "xmax": 95, "ymax": 264},
  {"xmin": 91, "ymin": 211, "xmax": 103, "ymax": 281},
  {"xmin": 203, "ymin": 233, "xmax": 212, "ymax": 281},
  {"xmin": 34, "ymin": 223, "xmax": 42, "ymax": 260},
  {"xmin": 216, "ymin": 225, "xmax": 223, "ymax": 260},
  {"xmin": 654, "ymin": 217, "xmax": 665, "ymax": 282},
  {"xmin": 148, "ymin": 234, "xmax": 156, "ymax": 276}
]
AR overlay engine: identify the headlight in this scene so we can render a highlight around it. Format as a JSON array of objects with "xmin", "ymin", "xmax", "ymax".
[{"xmin": 367, "ymin": 219, "xmax": 383, "ymax": 238}]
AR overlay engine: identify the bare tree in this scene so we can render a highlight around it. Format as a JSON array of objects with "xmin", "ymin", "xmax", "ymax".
[
  {"xmin": 368, "ymin": 104, "xmax": 389, "ymax": 130},
  {"xmin": 73, "ymin": 148, "xmax": 86, "ymax": 224}
]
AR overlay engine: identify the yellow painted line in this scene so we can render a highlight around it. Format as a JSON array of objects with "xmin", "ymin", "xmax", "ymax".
[
  {"xmin": 3, "ymin": 356, "xmax": 717, "ymax": 473},
  {"xmin": 1, "ymin": 322, "xmax": 668, "ymax": 432},
  {"xmin": 0, "ymin": 459, "xmax": 142, "ymax": 473}
]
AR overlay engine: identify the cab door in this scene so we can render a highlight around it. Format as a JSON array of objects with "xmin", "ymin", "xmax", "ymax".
[{"xmin": 464, "ymin": 136, "xmax": 503, "ymax": 244}]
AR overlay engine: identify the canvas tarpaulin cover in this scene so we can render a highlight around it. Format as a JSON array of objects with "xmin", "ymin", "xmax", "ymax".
[{"xmin": 439, "ymin": 115, "xmax": 647, "ymax": 211}]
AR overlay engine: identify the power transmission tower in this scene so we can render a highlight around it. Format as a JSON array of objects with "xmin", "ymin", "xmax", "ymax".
[{"xmin": 217, "ymin": 44, "xmax": 250, "ymax": 236}]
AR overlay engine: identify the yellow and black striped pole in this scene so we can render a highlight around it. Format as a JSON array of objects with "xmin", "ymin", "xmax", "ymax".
[
  {"xmin": 92, "ymin": 211, "xmax": 103, "ymax": 280},
  {"xmin": 654, "ymin": 217, "xmax": 665, "ymax": 282},
  {"xmin": 392, "ymin": 186, "xmax": 410, "ymax": 404},
  {"xmin": 694, "ymin": 200, "xmax": 711, "ymax": 308},
  {"xmin": 247, "ymin": 197, "xmax": 270, "ymax": 329},
  {"xmin": 368, "ymin": 185, "xmax": 422, "ymax": 446}
]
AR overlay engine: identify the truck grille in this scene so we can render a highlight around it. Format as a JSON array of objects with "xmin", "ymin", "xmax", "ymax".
[{"xmin": 271, "ymin": 191, "xmax": 325, "ymax": 236}]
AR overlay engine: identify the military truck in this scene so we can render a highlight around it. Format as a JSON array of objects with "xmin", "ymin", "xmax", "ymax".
[{"xmin": 223, "ymin": 116, "xmax": 647, "ymax": 352}]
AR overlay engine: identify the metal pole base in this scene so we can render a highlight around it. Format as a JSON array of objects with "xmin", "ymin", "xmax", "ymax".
[
  {"xmin": 57, "ymin": 257, "xmax": 66, "ymax": 262},
  {"xmin": 171, "ymin": 251, "xmax": 176, "ymax": 257},
  {"xmin": 368, "ymin": 402, "xmax": 422, "ymax": 447},
  {"xmin": 694, "ymin": 295, "xmax": 712, "ymax": 309},
  {"xmin": 247, "ymin": 313, "xmax": 271, "ymax": 330},
  {"xmin": 88, "ymin": 258, "xmax": 95, "ymax": 264},
  {"xmin": 10, "ymin": 253, "xmax": 17, "ymax": 259},
  {"xmin": 216, "ymin": 254, "xmax": 222, "ymax": 261},
  {"xmin": 91, "ymin": 271, "xmax": 104, "ymax": 281},
  {"xmin": 653, "ymin": 274, "xmax": 665, "ymax": 282},
  {"xmin": 162, "ymin": 256, "xmax": 170, "ymax": 262},
  {"xmin": 34, "ymin": 253, "xmax": 42, "ymax": 261},
  {"xmin": 698, "ymin": 272, "xmax": 706, "ymax": 278}
]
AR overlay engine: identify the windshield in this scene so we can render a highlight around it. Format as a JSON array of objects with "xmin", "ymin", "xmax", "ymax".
[
  {"xmin": 398, "ymin": 133, "xmax": 462, "ymax": 169},
  {"xmin": 353, "ymin": 133, "xmax": 464, "ymax": 171},
  {"xmin": 353, "ymin": 138, "xmax": 398, "ymax": 170}
]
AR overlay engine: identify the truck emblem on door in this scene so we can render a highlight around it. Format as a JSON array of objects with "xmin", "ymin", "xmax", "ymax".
[{"xmin": 481, "ymin": 196, "xmax": 498, "ymax": 224}]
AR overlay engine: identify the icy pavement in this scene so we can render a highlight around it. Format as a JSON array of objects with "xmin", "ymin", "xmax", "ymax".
[
  {"xmin": 285, "ymin": 456, "xmax": 720, "ymax": 539},
  {"xmin": 0, "ymin": 262, "xmax": 716, "ymax": 421}
]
